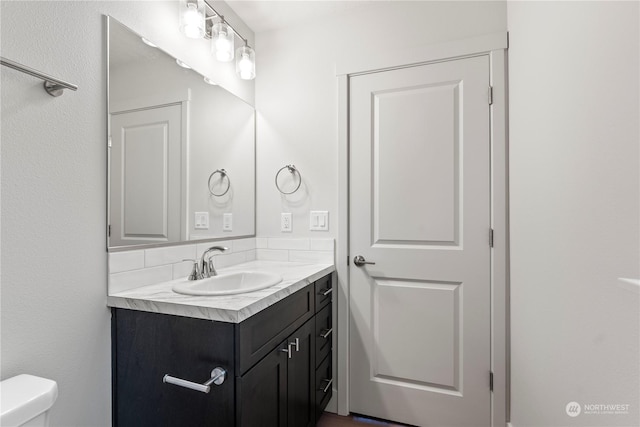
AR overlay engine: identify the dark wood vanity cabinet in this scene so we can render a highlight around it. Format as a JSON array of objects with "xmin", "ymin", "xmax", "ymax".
[{"xmin": 112, "ymin": 273, "xmax": 333, "ymax": 427}]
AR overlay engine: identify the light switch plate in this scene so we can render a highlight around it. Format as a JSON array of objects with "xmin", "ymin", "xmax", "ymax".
[
  {"xmin": 195, "ymin": 212, "xmax": 209, "ymax": 229},
  {"xmin": 281, "ymin": 213, "xmax": 292, "ymax": 232},
  {"xmin": 223, "ymin": 213, "xmax": 233, "ymax": 231},
  {"xmin": 310, "ymin": 211, "xmax": 329, "ymax": 231}
]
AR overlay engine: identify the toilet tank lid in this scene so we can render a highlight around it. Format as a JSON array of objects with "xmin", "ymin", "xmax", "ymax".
[{"xmin": 0, "ymin": 374, "xmax": 58, "ymax": 426}]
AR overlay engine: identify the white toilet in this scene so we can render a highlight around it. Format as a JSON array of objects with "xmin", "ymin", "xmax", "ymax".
[{"xmin": 0, "ymin": 374, "xmax": 58, "ymax": 427}]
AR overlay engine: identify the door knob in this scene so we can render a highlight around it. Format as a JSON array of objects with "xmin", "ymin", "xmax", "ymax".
[{"xmin": 353, "ymin": 255, "xmax": 375, "ymax": 267}]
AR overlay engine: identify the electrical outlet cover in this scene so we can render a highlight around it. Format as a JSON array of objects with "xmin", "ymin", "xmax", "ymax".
[
  {"xmin": 281, "ymin": 213, "xmax": 292, "ymax": 232},
  {"xmin": 223, "ymin": 213, "xmax": 233, "ymax": 231}
]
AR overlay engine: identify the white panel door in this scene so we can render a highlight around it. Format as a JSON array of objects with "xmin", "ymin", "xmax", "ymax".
[
  {"xmin": 110, "ymin": 104, "xmax": 182, "ymax": 246},
  {"xmin": 349, "ymin": 56, "xmax": 491, "ymax": 427}
]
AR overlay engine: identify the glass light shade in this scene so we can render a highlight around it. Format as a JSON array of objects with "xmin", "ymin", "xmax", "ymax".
[
  {"xmin": 235, "ymin": 46, "xmax": 256, "ymax": 80},
  {"xmin": 179, "ymin": 0, "xmax": 205, "ymax": 39},
  {"xmin": 211, "ymin": 22, "xmax": 235, "ymax": 62}
]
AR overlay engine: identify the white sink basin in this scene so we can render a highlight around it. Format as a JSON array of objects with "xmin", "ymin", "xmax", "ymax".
[{"xmin": 172, "ymin": 271, "xmax": 283, "ymax": 296}]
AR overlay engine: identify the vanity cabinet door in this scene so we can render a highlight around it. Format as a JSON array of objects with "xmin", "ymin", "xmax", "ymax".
[
  {"xmin": 236, "ymin": 318, "xmax": 316, "ymax": 427},
  {"xmin": 287, "ymin": 318, "xmax": 316, "ymax": 427},
  {"xmin": 112, "ymin": 309, "xmax": 235, "ymax": 427},
  {"xmin": 236, "ymin": 341, "xmax": 288, "ymax": 427}
]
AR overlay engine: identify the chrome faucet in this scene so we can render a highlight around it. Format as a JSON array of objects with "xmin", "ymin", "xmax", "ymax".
[{"xmin": 200, "ymin": 246, "xmax": 228, "ymax": 278}]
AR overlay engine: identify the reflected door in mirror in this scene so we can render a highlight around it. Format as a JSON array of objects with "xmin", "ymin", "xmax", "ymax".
[{"xmin": 110, "ymin": 104, "xmax": 184, "ymax": 246}]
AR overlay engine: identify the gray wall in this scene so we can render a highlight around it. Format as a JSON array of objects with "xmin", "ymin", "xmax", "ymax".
[
  {"xmin": 0, "ymin": 1, "xmax": 253, "ymax": 426},
  {"xmin": 508, "ymin": 1, "xmax": 639, "ymax": 426}
]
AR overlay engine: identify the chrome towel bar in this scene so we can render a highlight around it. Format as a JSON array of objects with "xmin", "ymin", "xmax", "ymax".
[
  {"xmin": 1, "ymin": 56, "xmax": 78, "ymax": 97},
  {"xmin": 163, "ymin": 367, "xmax": 226, "ymax": 394}
]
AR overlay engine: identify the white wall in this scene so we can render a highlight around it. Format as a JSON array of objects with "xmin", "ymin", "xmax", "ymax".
[
  {"xmin": 255, "ymin": 1, "xmax": 508, "ymax": 237},
  {"xmin": 508, "ymin": 1, "xmax": 639, "ymax": 426},
  {"xmin": 0, "ymin": 1, "xmax": 253, "ymax": 426}
]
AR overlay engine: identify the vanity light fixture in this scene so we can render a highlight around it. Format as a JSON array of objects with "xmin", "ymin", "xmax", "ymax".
[
  {"xmin": 236, "ymin": 43, "xmax": 256, "ymax": 80},
  {"xmin": 211, "ymin": 18, "xmax": 234, "ymax": 62},
  {"xmin": 176, "ymin": 59, "xmax": 192, "ymax": 69},
  {"xmin": 179, "ymin": 0, "xmax": 206, "ymax": 39},
  {"xmin": 178, "ymin": 0, "xmax": 256, "ymax": 80}
]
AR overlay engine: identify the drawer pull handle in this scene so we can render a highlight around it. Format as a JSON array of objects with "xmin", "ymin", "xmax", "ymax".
[
  {"xmin": 318, "ymin": 288, "xmax": 332, "ymax": 296},
  {"xmin": 290, "ymin": 337, "xmax": 300, "ymax": 352},
  {"xmin": 281, "ymin": 344, "xmax": 292, "ymax": 359},
  {"xmin": 319, "ymin": 378, "xmax": 333, "ymax": 393},
  {"xmin": 163, "ymin": 367, "xmax": 226, "ymax": 394},
  {"xmin": 320, "ymin": 328, "xmax": 333, "ymax": 339}
]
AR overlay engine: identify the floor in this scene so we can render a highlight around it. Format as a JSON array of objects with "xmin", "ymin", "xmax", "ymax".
[{"xmin": 317, "ymin": 412, "xmax": 406, "ymax": 427}]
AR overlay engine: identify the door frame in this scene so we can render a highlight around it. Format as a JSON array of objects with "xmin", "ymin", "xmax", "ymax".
[{"xmin": 335, "ymin": 32, "xmax": 509, "ymax": 427}]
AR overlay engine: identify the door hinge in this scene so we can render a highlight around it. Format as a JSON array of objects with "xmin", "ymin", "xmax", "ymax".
[
  {"xmin": 347, "ymin": 256, "xmax": 350, "ymax": 266},
  {"xmin": 108, "ymin": 136, "xmax": 112, "ymax": 148},
  {"xmin": 490, "ymin": 371, "xmax": 494, "ymax": 391},
  {"xmin": 489, "ymin": 229, "xmax": 494, "ymax": 248},
  {"xmin": 108, "ymin": 225, "xmax": 111, "ymax": 237},
  {"xmin": 488, "ymin": 86, "xmax": 494, "ymax": 105}
]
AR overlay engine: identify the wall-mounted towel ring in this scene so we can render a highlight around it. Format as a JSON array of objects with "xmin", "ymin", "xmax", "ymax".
[
  {"xmin": 208, "ymin": 169, "xmax": 231, "ymax": 197},
  {"xmin": 275, "ymin": 164, "xmax": 302, "ymax": 195}
]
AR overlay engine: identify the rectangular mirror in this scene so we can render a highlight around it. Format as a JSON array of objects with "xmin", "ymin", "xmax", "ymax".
[{"xmin": 107, "ymin": 17, "xmax": 255, "ymax": 250}]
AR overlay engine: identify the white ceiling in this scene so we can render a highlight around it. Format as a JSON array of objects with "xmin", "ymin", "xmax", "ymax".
[{"xmin": 226, "ymin": 0, "xmax": 378, "ymax": 33}]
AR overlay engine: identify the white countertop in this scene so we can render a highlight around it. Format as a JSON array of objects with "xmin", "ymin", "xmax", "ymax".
[{"xmin": 107, "ymin": 260, "xmax": 335, "ymax": 323}]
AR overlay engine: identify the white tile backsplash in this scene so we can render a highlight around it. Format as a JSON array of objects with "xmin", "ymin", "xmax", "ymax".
[
  {"xmin": 172, "ymin": 260, "xmax": 195, "ymax": 280},
  {"xmin": 108, "ymin": 238, "xmax": 334, "ymax": 294},
  {"xmin": 145, "ymin": 245, "xmax": 196, "ymax": 267},
  {"xmin": 288, "ymin": 250, "xmax": 334, "ymax": 264},
  {"xmin": 233, "ymin": 238, "xmax": 256, "ymax": 252},
  {"xmin": 310, "ymin": 239, "xmax": 334, "ymax": 251},
  {"xmin": 110, "ymin": 265, "xmax": 173, "ymax": 294},
  {"xmin": 245, "ymin": 249, "xmax": 257, "ymax": 262},
  {"xmin": 267, "ymin": 238, "xmax": 310, "ymax": 250},
  {"xmin": 215, "ymin": 251, "xmax": 248, "ymax": 268},
  {"xmin": 255, "ymin": 249, "xmax": 289, "ymax": 262},
  {"xmin": 109, "ymin": 250, "xmax": 144, "ymax": 274}
]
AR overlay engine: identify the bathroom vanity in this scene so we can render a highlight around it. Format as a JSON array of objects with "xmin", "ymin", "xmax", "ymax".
[{"xmin": 109, "ymin": 262, "xmax": 334, "ymax": 427}]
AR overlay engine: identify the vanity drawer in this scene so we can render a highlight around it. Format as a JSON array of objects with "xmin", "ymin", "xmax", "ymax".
[
  {"xmin": 315, "ymin": 304, "xmax": 332, "ymax": 369},
  {"xmin": 315, "ymin": 354, "xmax": 332, "ymax": 420},
  {"xmin": 236, "ymin": 284, "xmax": 314, "ymax": 375},
  {"xmin": 314, "ymin": 275, "xmax": 332, "ymax": 312}
]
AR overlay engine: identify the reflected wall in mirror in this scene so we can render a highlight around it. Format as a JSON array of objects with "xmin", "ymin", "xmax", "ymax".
[{"xmin": 108, "ymin": 17, "xmax": 255, "ymax": 250}]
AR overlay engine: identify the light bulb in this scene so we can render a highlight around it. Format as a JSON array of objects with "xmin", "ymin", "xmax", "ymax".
[
  {"xmin": 235, "ymin": 45, "xmax": 255, "ymax": 80},
  {"xmin": 215, "ymin": 38, "xmax": 233, "ymax": 61},
  {"xmin": 179, "ymin": 0, "xmax": 205, "ymax": 39},
  {"xmin": 211, "ymin": 22, "xmax": 234, "ymax": 62},
  {"xmin": 238, "ymin": 55, "xmax": 252, "ymax": 78}
]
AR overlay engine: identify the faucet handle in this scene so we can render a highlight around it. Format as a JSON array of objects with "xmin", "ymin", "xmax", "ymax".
[{"xmin": 183, "ymin": 259, "xmax": 201, "ymax": 281}]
